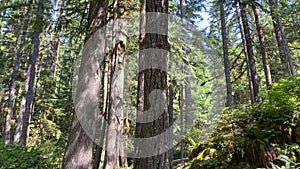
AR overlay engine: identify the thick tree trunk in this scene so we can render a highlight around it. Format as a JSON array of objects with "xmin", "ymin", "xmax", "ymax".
[
  {"xmin": 269, "ymin": 0, "xmax": 295, "ymax": 75},
  {"xmin": 220, "ymin": 2, "xmax": 233, "ymax": 107},
  {"xmin": 134, "ymin": 0, "xmax": 171, "ymax": 168},
  {"xmin": 62, "ymin": 0, "xmax": 108, "ymax": 168},
  {"xmin": 21, "ymin": 0, "xmax": 44, "ymax": 146},
  {"xmin": 253, "ymin": 7, "xmax": 272, "ymax": 89},
  {"xmin": 239, "ymin": 2, "xmax": 260, "ymax": 102}
]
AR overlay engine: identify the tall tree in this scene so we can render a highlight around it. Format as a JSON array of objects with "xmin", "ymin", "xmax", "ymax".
[
  {"xmin": 134, "ymin": 0, "xmax": 171, "ymax": 168},
  {"xmin": 4, "ymin": 5, "xmax": 31, "ymax": 144},
  {"xmin": 93, "ymin": 34, "xmax": 110, "ymax": 169},
  {"xmin": 47, "ymin": 0, "xmax": 63, "ymax": 75},
  {"xmin": 62, "ymin": 0, "xmax": 108, "ymax": 168},
  {"xmin": 239, "ymin": 1, "xmax": 260, "ymax": 102},
  {"xmin": 179, "ymin": 0, "xmax": 192, "ymax": 164},
  {"xmin": 220, "ymin": 1, "xmax": 233, "ymax": 107},
  {"xmin": 269, "ymin": 0, "xmax": 295, "ymax": 75},
  {"xmin": 103, "ymin": 0, "xmax": 127, "ymax": 168},
  {"xmin": 235, "ymin": 4, "xmax": 255, "ymax": 103},
  {"xmin": 253, "ymin": 6, "xmax": 272, "ymax": 89},
  {"xmin": 21, "ymin": 0, "xmax": 44, "ymax": 146},
  {"xmin": 181, "ymin": 0, "xmax": 193, "ymax": 132}
]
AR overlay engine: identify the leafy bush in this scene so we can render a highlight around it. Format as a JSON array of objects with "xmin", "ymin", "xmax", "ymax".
[
  {"xmin": 260, "ymin": 155, "xmax": 300, "ymax": 169},
  {"xmin": 0, "ymin": 141, "xmax": 48, "ymax": 169},
  {"xmin": 188, "ymin": 77, "xmax": 300, "ymax": 169},
  {"xmin": 0, "ymin": 141, "xmax": 63, "ymax": 169}
]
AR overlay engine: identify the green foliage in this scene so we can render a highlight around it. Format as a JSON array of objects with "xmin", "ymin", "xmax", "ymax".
[
  {"xmin": 0, "ymin": 140, "xmax": 64, "ymax": 169},
  {"xmin": 258, "ymin": 155, "xmax": 300, "ymax": 169},
  {"xmin": 188, "ymin": 77, "xmax": 300, "ymax": 169},
  {"xmin": 0, "ymin": 141, "xmax": 47, "ymax": 169}
]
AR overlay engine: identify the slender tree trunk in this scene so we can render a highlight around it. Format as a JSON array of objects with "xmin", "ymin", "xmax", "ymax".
[
  {"xmin": 269, "ymin": 0, "xmax": 295, "ymax": 75},
  {"xmin": 62, "ymin": 0, "xmax": 108, "ymax": 168},
  {"xmin": 93, "ymin": 42, "xmax": 110, "ymax": 169},
  {"xmin": 103, "ymin": 35, "xmax": 126, "ymax": 169},
  {"xmin": 48, "ymin": 0, "xmax": 63, "ymax": 75},
  {"xmin": 103, "ymin": 0, "xmax": 127, "ymax": 168},
  {"xmin": 179, "ymin": 86, "xmax": 184, "ymax": 166},
  {"xmin": 134, "ymin": 0, "xmax": 146, "ymax": 166},
  {"xmin": 134, "ymin": 0, "xmax": 171, "ymax": 168},
  {"xmin": 236, "ymin": 6, "xmax": 255, "ymax": 103},
  {"xmin": 239, "ymin": 1, "xmax": 259, "ymax": 102},
  {"xmin": 119, "ymin": 6, "xmax": 129, "ymax": 166},
  {"xmin": 14, "ymin": 93, "xmax": 26, "ymax": 144},
  {"xmin": 5, "ymin": 22, "xmax": 27, "ymax": 144},
  {"xmin": 180, "ymin": 1, "xmax": 193, "ymax": 165},
  {"xmin": 271, "ymin": 14, "xmax": 287, "ymax": 75},
  {"xmin": 180, "ymin": 0, "xmax": 193, "ymax": 126},
  {"xmin": 168, "ymin": 52, "xmax": 174, "ymax": 169},
  {"xmin": 93, "ymin": 39, "xmax": 110, "ymax": 169},
  {"xmin": 220, "ymin": 2, "xmax": 233, "ymax": 107},
  {"xmin": 21, "ymin": 0, "xmax": 44, "ymax": 146},
  {"xmin": 49, "ymin": 25, "xmax": 61, "ymax": 75},
  {"xmin": 5, "ymin": 39, "xmax": 22, "ymax": 144},
  {"xmin": 180, "ymin": 0, "xmax": 193, "ymax": 125},
  {"xmin": 179, "ymin": 0, "xmax": 188, "ymax": 166},
  {"xmin": 253, "ymin": 7, "xmax": 272, "ymax": 89},
  {"xmin": 10, "ymin": 2, "xmax": 32, "ymax": 144}
]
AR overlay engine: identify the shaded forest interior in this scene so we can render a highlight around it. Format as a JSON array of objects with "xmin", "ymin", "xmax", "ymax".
[{"xmin": 0, "ymin": 0, "xmax": 300, "ymax": 168}]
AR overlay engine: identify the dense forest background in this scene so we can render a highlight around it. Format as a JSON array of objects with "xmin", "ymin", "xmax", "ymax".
[{"xmin": 0, "ymin": 0, "xmax": 299, "ymax": 168}]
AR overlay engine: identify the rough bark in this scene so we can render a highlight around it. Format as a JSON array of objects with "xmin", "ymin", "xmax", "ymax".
[
  {"xmin": 220, "ymin": 2, "xmax": 233, "ymax": 107},
  {"xmin": 21, "ymin": 0, "xmax": 44, "ymax": 146},
  {"xmin": 103, "ymin": 0, "xmax": 127, "ymax": 168},
  {"xmin": 239, "ymin": 2, "xmax": 260, "ymax": 102},
  {"xmin": 103, "ymin": 39, "xmax": 126, "ymax": 169},
  {"xmin": 93, "ymin": 42, "xmax": 110, "ymax": 169},
  {"xmin": 253, "ymin": 7, "xmax": 272, "ymax": 89},
  {"xmin": 93, "ymin": 44, "xmax": 110, "ymax": 169},
  {"xmin": 62, "ymin": 0, "xmax": 108, "ymax": 168},
  {"xmin": 134, "ymin": 0, "xmax": 171, "ymax": 168},
  {"xmin": 134, "ymin": 0, "xmax": 146, "ymax": 166}
]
